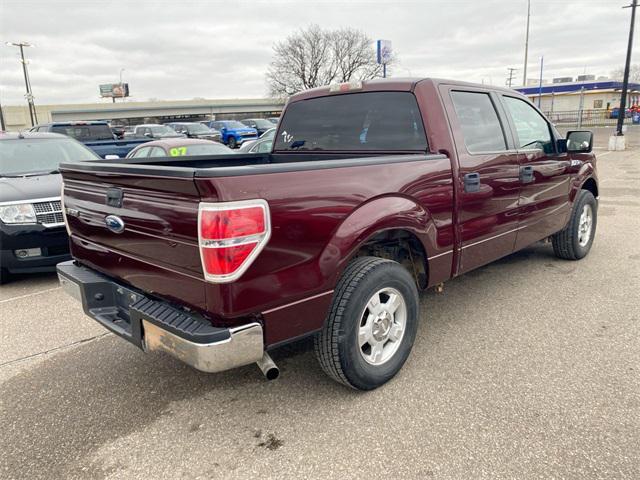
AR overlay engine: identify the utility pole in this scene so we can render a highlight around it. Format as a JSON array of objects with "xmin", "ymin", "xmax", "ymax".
[
  {"xmin": 616, "ymin": 0, "xmax": 637, "ymax": 136},
  {"xmin": 6, "ymin": 41, "xmax": 38, "ymax": 127},
  {"xmin": 537, "ymin": 56, "xmax": 544, "ymax": 108},
  {"xmin": 523, "ymin": 0, "xmax": 531, "ymax": 85},
  {"xmin": 0, "ymin": 96, "xmax": 6, "ymax": 131},
  {"xmin": 506, "ymin": 68, "xmax": 517, "ymax": 88}
]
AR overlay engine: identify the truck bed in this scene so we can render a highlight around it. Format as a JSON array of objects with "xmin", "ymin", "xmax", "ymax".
[
  {"xmin": 61, "ymin": 151, "xmax": 443, "ymax": 177},
  {"xmin": 60, "ymin": 150, "xmax": 454, "ymax": 347}
]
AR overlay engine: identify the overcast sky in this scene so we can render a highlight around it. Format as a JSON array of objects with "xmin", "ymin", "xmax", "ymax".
[{"xmin": 0, "ymin": 0, "xmax": 636, "ymax": 105}]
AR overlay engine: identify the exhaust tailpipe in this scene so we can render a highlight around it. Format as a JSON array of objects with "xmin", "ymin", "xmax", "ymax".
[{"xmin": 256, "ymin": 352, "xmax": 279, "ymax": 380}]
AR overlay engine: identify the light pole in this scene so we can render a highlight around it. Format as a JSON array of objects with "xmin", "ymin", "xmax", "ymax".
[
  {"xmin": 523, "ymin": 0, "xmax": 531, "ymax": 86},
  {"xmin": 6, "ymin": 41, "xmax": 38, "ymax": 126},
  {"xmin": 616, "ymin": 0, "xmax": 637, "ymax": 136}
]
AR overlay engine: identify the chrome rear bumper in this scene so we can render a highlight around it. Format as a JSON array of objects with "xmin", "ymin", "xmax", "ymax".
[
  {"xmin": 142, "ymin": 320, "xmax": 263, "ymax": 373},
  {"xmin": 57, "ymin": 260, "xmax": 264, "ymax": 374}
]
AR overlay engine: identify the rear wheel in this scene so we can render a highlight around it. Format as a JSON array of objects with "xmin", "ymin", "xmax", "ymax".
[
  {"xmin": 314, "ymin": 257, "xmax": 419, "ymax": 390},
  {"xmin": 552, "ymin": 189, "xmax": 597, "ymax": 260},
  {"xmin": 227, "ymin": 136, "xmax": 237, "ymax": 149}
]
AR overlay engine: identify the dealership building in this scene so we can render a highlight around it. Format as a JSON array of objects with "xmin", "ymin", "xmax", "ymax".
[
  {"xmin": 1, "ymin": 97, "xmax": 285, "ymax": 132},
  {"xmin": 514, "ymin": 78, "xmax": 640, "ymax": 113}
]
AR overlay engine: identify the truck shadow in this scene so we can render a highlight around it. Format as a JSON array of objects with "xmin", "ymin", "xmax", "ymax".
[
  {"xmin": 0, "ymin": 332, "xmax": 341, "ymax": 478},
  {"xmin": 0, "ymin": 242, "xmax": 561, "ymax": 478}
]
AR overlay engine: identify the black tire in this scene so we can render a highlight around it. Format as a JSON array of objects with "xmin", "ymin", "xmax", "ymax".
[
  {"xmin": 314, "ymin": 256, "xmax": 419, "ymax": 390},
  {"xmin": 0, "ymin": 268, "xmax": 10, "ymax": 285},
  {"xmin": 552, "ymin": 189, "xmax": 597, "ymax": 260},
  {"xmin": 227, "ymin": 136, "xmax": 237, "ymax": 149}
]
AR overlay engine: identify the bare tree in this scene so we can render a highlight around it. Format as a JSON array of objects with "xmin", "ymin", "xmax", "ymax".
[
  {"xmin": 611, "ymin": 64, "xmax": 640, "ymax": 82},
  {"xmin": 266, "ymin": 25, "xmax": 390, "ymax": 97}
]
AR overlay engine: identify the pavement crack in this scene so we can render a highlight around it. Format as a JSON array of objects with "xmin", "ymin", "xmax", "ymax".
[{"xmin": 0, "ymin": 332, "xmax": 112, "ymax": 368}]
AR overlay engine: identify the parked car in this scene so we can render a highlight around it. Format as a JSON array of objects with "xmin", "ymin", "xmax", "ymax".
[
  {"xmin": 126, "ymin": 138, "xmax": 234, "ymax": 158},
  {"xmin": 133, "ymin": 124, "xmax": 184, "ymax": 139},
  {"xmin": 0, "ymin": 132, "xmax": 100, "ymax": 283},
  {"xmin": 241, "ymin": 118, "xmax": 275, "ymax": 136},
  {"xmin": 57, "ymin": 78, "xmax": 598, "ymax": 390},
  {"xmin": 165, "ymin": 122, "xmax": 221, "ymax": 142},
  {"xmin": 267, "ymin": 117, "xmax": 280, "ymax": 124},
  {"xmin": 244, "ymin": 137, "xmax": 273, "ymax": 153},
  {"xmin": 238, "ymin": 127, "xmax": 276, "ymax": 152},
  {"xmin": 202, "ymin": 120, "xmax": 257, "ymax": 149},
  {"xmin": 30, "ymin": 121, "xmax": 151, "ymax": 159}
]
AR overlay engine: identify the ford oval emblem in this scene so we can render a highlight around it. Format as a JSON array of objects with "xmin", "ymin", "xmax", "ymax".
[{"xmin": 105, "ymin": 215, "xmax": 125, "ymax": 233}]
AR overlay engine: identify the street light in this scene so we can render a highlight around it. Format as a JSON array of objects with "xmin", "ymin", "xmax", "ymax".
[
  {"xmin": 6, "ymin": 42, "xmax": 37, "ymax": 118},
  {"xmin": 6, "ymin": 41, "xmax": 38, "ymax": 126}
]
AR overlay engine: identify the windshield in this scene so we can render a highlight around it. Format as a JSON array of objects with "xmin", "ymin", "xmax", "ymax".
[
  {"xmin": 274, "ymin": 91, "xmax": 427, "ymax": 152},
  {"xmin": 51, "ymin": 124, "xmax": 114, "ymax": 141},
  {"xmin": 261, "ymin": 128, "xmax": 276, "ymax": 140},
  {"xmin": 0, "ymin": 138, "xmax": 99, "ymax": 176},
  {"xmin": 187, "ymin": 124, "xmax": 213, "ymax": 134},
  {"xmin": 150, "ymin": 126, "xmax": 175, "ymax": 135},
  {"xmin": 223, "ymin": 121, "xmax": 247, "ymax": 129}
]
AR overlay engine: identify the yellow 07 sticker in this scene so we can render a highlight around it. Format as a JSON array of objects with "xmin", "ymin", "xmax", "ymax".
[{"xmin": 169, "ymin": 147, "xmax": 187, "ymax": 156}]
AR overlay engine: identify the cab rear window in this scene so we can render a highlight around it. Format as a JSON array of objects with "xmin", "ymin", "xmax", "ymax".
[
  {"xmin": 274, "ymin": 91, "xmax": 427, "ymax": 152},
  {"xmin": 51, "ymin": 124, "xmax": 114, "ymax": 141}
]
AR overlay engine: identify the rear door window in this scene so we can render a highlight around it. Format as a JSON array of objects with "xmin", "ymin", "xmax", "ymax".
[
  {"xmin": 131, "ymin": 147, "xmax": 150, "ymax": 158},
  {"xmin": 274, "ymin": 91, "xmax": 427, "ymax": 152},
  {"xmin": 148, "ymin": 147, "xmax": 167, "ymax": 157},
  {"xmin": 450, "ymin": 91, "xmax": 507, "ymax": 153}
]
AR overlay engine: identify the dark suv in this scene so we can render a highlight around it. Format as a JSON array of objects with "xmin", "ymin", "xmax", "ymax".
[
  {"xmin": 241, "ymin": 118, "xmax": 275, "ymax": 136},
  {"xmin": 0, "ymin": 132, "xmax": 100, "ymax": 283},
  {"xmin": 165, "ymin": 122, "xmax": 221, "ymax": 142}
]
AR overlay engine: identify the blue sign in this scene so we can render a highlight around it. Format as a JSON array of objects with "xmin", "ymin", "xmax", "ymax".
[{"xmin": 376, "ymin": 40, "xmax": 392, "ymax": 64}]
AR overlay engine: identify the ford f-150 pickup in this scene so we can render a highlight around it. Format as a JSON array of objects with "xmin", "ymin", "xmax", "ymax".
[{"xmin": 57, "ymin": 78, "xmax": 598, "ymax": 390}]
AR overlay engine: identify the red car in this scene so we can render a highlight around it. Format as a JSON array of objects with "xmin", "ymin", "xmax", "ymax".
[{"xmin": 57, "ymin": 78, "xmax": 598, "ymax": 390}]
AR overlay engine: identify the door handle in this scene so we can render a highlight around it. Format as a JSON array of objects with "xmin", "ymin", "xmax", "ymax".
[
  {"xmin": 520, "ymin": 165, "xmax": 534, "ymax": 184},
  {"xmin": 463, "ymin": 172, "xmax": 481, "ymax": 193}
]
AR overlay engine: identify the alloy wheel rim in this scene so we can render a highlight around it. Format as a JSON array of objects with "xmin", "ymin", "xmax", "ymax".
[
  {"xmin": 578, "ymin": 204, "xmax": 593, "ymax": 247},
  {"xmin": 358, "ymin": 287, "xmax": 407, "ymax": 366}
]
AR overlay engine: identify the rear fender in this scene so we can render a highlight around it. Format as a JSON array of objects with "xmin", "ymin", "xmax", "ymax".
[{"xmin": 318, "ymin": 195, "xmax": 435, "ymax": 285}]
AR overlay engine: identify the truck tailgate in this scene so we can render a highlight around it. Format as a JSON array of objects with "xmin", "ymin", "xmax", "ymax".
[{"xmin": 61, "ymin": 168, "xmax": 209, "ymax": 311}]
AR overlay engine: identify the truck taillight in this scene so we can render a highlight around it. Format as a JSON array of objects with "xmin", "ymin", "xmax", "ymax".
[{"xmin": 198, "ymin": 200, "xmax": 270, "ymax": 283}]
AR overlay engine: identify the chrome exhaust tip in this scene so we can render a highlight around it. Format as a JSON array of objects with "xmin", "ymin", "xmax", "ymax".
[{"xmin": 256, "ymin": 352, "xmax": 279, "ymax": 380}]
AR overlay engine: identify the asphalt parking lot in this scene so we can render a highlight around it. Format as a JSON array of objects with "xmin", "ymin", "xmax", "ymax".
[{"xmin": 1, "ymin": 135, "xmax": 639, "ymax": 479}]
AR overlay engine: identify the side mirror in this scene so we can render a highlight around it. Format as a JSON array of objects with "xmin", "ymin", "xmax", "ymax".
[
  {"xmin": 566, "ymin": 131, "xmax": 593, "ymax": 153},
  {"xmin": 144, "ymin": 132, "xmax": 152, "ymax": 138}
]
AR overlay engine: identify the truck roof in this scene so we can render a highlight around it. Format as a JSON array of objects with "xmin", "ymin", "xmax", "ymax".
[
  {"xmin": 36, "ymin": 121, "xmax": 110, "ymax": 126},
  {"xmin": 0, "ymin": 131, "xmax": 67, "ymax": 140},
  {"xmin": 289, "ymin": 77, "xmax": 522, "ymax": 103}
]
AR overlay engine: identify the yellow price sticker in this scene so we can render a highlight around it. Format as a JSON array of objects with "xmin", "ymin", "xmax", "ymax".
[{"xmin": 169, "ymin": 147, "xmax": 187, "ymax": 156}]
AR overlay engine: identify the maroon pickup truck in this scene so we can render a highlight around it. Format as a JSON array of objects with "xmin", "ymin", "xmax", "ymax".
[{"xmin": 57, "ymin": 78, "xmax": 598, "ymax": 390}]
